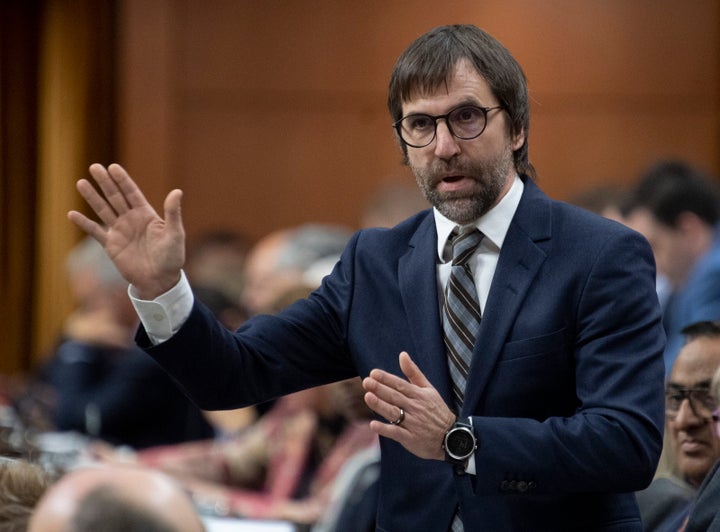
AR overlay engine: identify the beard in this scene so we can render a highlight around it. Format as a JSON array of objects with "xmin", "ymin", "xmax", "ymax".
[{"xmin": 411, "ymin": 143, "xmax": 515, "ymax": 225}]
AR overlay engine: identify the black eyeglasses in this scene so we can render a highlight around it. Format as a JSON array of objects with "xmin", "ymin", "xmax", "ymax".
[
  {"xmin": 392, "ymin": 104, "xmax": 504, "ymax": 148},
  {"xmin": 665, "ymin": 385, "xmax": 718, "ymax": 419}
]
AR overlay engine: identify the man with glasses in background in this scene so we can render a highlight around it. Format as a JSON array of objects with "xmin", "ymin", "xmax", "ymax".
[
  {"xmin": 637, "ymin": 321, "xmax": 720, "ymax": 531},
  {"xmin": 681, "ymin": 363, "xmax": 720, "ymax": 531}
]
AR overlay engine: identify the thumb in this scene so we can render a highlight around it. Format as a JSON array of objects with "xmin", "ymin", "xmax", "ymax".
[
  {"xmin": 399, "ymin": 351, "xmax": 431, "ymax": 388},
  {"xmin": 164, "ymin": 189, "xmax": 185, "ymax": 234}
]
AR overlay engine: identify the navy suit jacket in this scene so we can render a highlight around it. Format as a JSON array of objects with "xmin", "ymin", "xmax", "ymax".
[
  {"xmin": 685, "ymin": 459, "xmax": 720, "ymax": 531},
  {"xmin": 143, "ymin": 177, "xmax": 665, "ymax": 531}
]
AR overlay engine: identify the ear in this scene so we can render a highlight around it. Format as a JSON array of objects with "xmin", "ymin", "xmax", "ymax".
[
  {"xmin": 676, "ymin": 211, "xmax": 706, "ymax": 235},
  {"xmin": 675, "ymin": 210, "xmax": 718, "ymax": 257},
  {"xmin": 511, "ymin": 127, "xmax": 525, "ymax": 151},
  {"xmin": 676, "ymin": 211, "xmax": 714, "ymax": 253}
]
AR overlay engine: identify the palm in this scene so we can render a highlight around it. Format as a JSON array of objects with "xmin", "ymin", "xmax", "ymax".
[
  {"xmin": 68, "ymin": 163, "xmax": 185, "ymax": 298},
  {"xmin": 107, "ymin": 206, "xmax": 182, "ymax": 283}
]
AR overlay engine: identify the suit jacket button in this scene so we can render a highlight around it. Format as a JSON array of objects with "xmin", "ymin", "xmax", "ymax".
[
  {"xmin": 517, "ymin": 481, "xmax": 528, "ymax": 492},
  {"xmin": 500, "ymin": 480, "xmax": 510, "ymax": 491}
]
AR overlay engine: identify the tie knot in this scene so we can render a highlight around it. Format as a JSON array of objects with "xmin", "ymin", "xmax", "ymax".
[{"xmin": 450, "ymin": 226, "xmax": 483, "ymax": 266}]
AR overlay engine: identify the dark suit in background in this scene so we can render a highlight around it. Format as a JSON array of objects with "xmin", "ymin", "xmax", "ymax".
[
  {"xmin": 636, "ymin": 476, "xmax": 694, "ymax": 531},
  {"xmin": 42, "ymin": 340, "xmax": 214, "ymax": 449},
  {"xmin": 684, "ymin": 460, "xmax": 720, "ymax": 531}
]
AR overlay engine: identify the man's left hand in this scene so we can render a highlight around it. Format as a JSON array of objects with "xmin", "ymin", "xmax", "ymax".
[{"xmin": 363, "ymin": 351, "xmax": 456, "ymax": 460}]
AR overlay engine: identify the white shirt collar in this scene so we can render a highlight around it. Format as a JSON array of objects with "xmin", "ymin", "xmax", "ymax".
[{"xmin": 434, "ymin": 175, "xmax": 524, "ymax": 262}]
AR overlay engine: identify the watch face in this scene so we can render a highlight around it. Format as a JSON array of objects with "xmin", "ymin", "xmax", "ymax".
[{"xmin": 447, "ymin": 428, "xmax": 475, "ymax": 459}]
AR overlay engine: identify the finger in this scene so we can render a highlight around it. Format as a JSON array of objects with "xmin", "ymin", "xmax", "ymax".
[
  {"xmin": 368, "ymin": 418, "xmax": 407, "ymax": 441},
  {"xmin": 367, "ymin": 360, "xmax": 422, "ymax": 401},
  {"xmin": 67, "ymin": 210, "xmax": 107, "ymax": 246},
  {"xmin": 76, "ymin": 178, "xmax": 118, "ymax": 227},
  {"xmin": 107, "ymin": 163, "xmax": 153, "ymax": 210},
  {"xmin": 367, "ymin": 363, "xmax": 411, "ymax": 390},
  {"xmin": 363, "ymin": 390, "xmax": 405, "ymax": 425},
  {"xmin": 399, "ymin": 351, "xmax": 432, "ymax": 388},
  {"xmin": 89, "ymin": 163, "xmax": 131, "ymax": 216},
  {"xmin": 363, "ymin": 374, "xmax": 409, "ymax": 409}
]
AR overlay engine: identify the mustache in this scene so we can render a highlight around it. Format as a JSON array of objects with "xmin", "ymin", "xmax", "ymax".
[
  {"xmin": 428, "ymin": 163, "xmax": 481, "ymax": 186},
  {"xmin": 430, "ymin": 157, "xmax": 471, "ymax": 174}
]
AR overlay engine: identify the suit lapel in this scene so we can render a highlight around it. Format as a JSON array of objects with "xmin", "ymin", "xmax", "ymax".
[
  {"xmin": 461, "ymin": 179, "xmax": 552, "ymax": 414},
  {"xmin": 399, "ymin": 215, "xmax": 454, "ymax": 405}
]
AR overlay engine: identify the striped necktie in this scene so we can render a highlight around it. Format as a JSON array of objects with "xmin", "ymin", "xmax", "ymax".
[
  {"xmin": 443, "ymin": 226, "xmax": 483, "ymax": 532},
  {"xmin": 443, "ymin": 226, "xmax": 483, "ymax": 410}
]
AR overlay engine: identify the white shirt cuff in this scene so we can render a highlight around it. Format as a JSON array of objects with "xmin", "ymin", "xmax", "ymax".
[
  {"xmin": 467, "ymin": 416, "xmax": 476, "ymax": 475},
  {"xmin": 128, "ymin": 270, "xmax": 194, "ymax": 345}
]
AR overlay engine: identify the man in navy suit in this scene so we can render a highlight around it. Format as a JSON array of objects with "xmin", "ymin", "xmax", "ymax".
[{"xmin": 69, "ymin": 25, "xmax": 665, "ymax": 531}]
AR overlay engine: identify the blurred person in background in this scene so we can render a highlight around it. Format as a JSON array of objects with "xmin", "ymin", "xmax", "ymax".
[
  {"xmin": 0, "ymin": 458, "xmax": 53, "ymax": 532},
  {"xmin": 28, "ymin": 463, "xmax": 205, "ymax": 532},
  {"xmin": 681, "ymin": 364, "xmax": 720, "ymax": 531},
  {"xmin": 624, "ymin": 160, "xmax": 720, "ymax": 375},
  {"xmin": 202, "ymin": 223, "xmax": 351, "ymax": 423},
  {"xmin": 94, "ymin": 377, "xmax": 375, "ymax": 527},
  {"xmin": 35, "ymin": 237, "xmax": 214, "ymax": 449},
  {"xmin": 567, "ymin": 183, "xmax": 629, "ymax": 224},
  {"xmin": 241, "ymin": 223, "xmax": 351, "ymax": 316},
  {"xmin": 185, "ymin": 228, "xmax": 252, "ymax": 307},
  {"xmin": 569, "ymin": 182, "xmax": 675, "ymax": 317}
]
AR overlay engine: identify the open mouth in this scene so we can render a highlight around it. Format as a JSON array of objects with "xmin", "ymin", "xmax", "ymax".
[{"xmin": 437, "ymin": 175, "xmax": 474, "ymax": 191}]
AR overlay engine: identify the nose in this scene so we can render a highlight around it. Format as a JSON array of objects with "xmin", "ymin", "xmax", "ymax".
[
  {"xmin": 673, "ymin": 398, "xmax": 705, "ymax": 427},
  {"xmin": 433, "ymin": 119, "xmax": 461, "ymax": 159}
]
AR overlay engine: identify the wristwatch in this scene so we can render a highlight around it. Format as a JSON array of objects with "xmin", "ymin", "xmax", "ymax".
[{"xmin": 443, "ymin": 419, "xmax": 477, "ymax": 473}]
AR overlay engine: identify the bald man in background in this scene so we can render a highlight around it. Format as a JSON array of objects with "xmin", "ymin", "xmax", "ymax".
[{"xmin": 28, "ymin": 464, "xmax": 205, "ymax": 532}]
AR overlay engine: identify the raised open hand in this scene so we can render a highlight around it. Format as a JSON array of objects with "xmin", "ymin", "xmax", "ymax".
[{"xmin": 67, "ymin": 163, "xmax": 186, "ymax": 299}]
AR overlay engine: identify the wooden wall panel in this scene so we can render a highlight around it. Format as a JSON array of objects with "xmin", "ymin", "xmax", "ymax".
[
  {"xmin": 117, "ymin": 0, "xmax": 720, "ymax": 243},
  {"xmin": 0, "ymin": 1, "xmax": 39, "ymax": 373},
  {"xmin": 116, "ymin": 1, "xmax": 177, "ymax": 209},
  {"xmin": 33, "ymin": 0, "xmax": 116, "ymax": 362}
]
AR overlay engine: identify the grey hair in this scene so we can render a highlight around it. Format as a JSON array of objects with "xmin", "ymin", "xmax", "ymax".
[
  {"xmin": 65, "ymin": 237, "xmax": 127, "ymax": 288},
  {"xmin": 276, "ymin": 224, "xmax": 352, "ymax": 274}
]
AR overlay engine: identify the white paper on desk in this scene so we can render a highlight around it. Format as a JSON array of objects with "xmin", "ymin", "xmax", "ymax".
[{"xmin": 201, "ymin": 516, "xmax": 295, "ymax": 532}]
